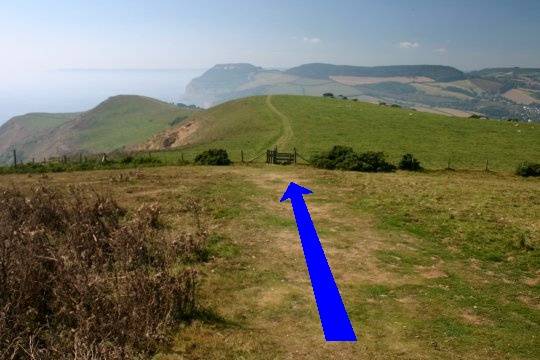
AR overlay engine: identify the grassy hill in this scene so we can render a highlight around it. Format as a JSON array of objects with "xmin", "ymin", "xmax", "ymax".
[
  {"xmin": 0, "ymin": 95, "xmax": 197, "ymax": 163},
  {"xmin": 72, "ymin": 95, "xmax": 193, "ymax": 151},
  {"xmin": 0, "ymin": 112, "xmax": 79, "ymax": 161},
  {"xmin": 149, "ymin": 95, "xmax": 539, "ymax": 171}
]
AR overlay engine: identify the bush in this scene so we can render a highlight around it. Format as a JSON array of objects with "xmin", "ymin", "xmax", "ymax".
[
  {"xmin": 322, "ymin": 92, "xmax": 334, "ymax": 98},
  {"xmin": 398, "ymin": 153, "xmax": 423, "ymax": 171},
  {"xmin": 311, "ymin": 146, "xmax": 396, "ymax": 172},
  {"xmin": 310, "ymin": 145, "xmax": 355, "ymax": 169},
  {"xmin": 194, "ymin": 149, "xmax": 231, "ymax": 165},
  {"xmin": 354, "ymin": 151, "xmax": 396, "ymax": 172},
  {"xmin": 0, "ymin": 186, "xmax": 205, "ymax": 358},
  {"xmin": 516, "ymin": 162, "xmax": 540, "ymax": 177},
  {"xmin": 170, "ymin": 115, "xmax": 188, "ymax": 126}
]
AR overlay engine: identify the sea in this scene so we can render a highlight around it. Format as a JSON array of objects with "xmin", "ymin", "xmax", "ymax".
[{"xmin": 0, "ymin": 68, "xmax": 206, "ymax": 125}]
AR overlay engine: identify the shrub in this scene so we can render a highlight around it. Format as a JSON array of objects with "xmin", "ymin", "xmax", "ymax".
[
  {"xmin": 354, "ymin": 151, "xmax": 396, "ymax": 172},
  {"xmin": 194, "ymin": 149, "xmax": 231, "ymax": 165},
  {"xmin": 311, "ymin": 146, "xmax": 395, "ymax": 172},
  {"xmin": 310, "ymin": 145, "xmax": 355, "ymax": 169},
  {"xmin": 516, "ymin": 162, "xmax": 540, "ymax": 177},
  {"xmin": 131, "ymin": 156, "xmax": 162, "ymax": 165},
  {"xmin": 398, "ymin": 153, "xmax": 423, "ymax": 171},
  {"xmin": 170, "ymin": 115, "xmax": 188, "ymax": 126},
  {"xmin": 322, "ymin": 92, "xmax": 334, "ymax": 98},
  {"xmin": 0, "ymin": 186, "xmax": 205, "ymax": 359},
  {"xmin": 120, "ymin": 155, "xmax": 134, "ymax": 164}
]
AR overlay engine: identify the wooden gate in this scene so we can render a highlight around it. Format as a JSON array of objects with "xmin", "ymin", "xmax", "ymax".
[{"xmin": 266, "ymin": 147, "xmax": 297, "ymax": 164}]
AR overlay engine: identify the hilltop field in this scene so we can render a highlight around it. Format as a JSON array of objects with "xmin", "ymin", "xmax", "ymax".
[
  {"xmin": 1, "ymin": 164, "xmax": 538, "ymax": 359},
  {"xmin": 142, "ymin": 95, "xmax": 539, "ymax": 172}
]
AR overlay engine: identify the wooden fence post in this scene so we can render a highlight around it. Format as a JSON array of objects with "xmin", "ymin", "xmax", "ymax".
[
  {"xmin": 241, "ymin": 150, "xmax": 244, "ymax": 163},
  {"xmin": 12, "ymin": 149, "xmax": 17, "ymax": 167},
  {"xmin": 293, "ymin": 148, "xmax": 297, "ymax": 164},
  {"xmin": 485, "ymin": 159, "xmax": 489, "ymax": 172},
  {"xmin": 181, "ymin": 153, "xmax": 184, "ymax": 162}
]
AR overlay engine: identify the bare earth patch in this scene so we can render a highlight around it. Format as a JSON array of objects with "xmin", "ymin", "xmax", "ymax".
[
  {"xmin": 522, "ymin": 272, "xmax": 540, "ymax": 287},
  {"xmin": 460, "ymin": 310, "xmax": 493, "ymax": 326},
  {"xmin": 415, "ymin": 265, "xmax": 448, "ymax": 279},
  {"xmin": 517, "ymin": 295, "xmax": 540, "ymax": 310},
  {"xmin": 134, "ymin": 120, "xmax": 200, "ymax": 150}
]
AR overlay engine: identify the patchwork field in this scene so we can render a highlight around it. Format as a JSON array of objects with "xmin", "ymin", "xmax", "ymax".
[
  {"xmin": 503, "ymin": 89, "xmax": 539, "ymax": 105},
  {"xmin": 2, "ymin": 165, "xmax": 537, "ymax": 359},
  {"xmin": 330, "ymin": 76, "xmax": 434, "ymax": 86}
]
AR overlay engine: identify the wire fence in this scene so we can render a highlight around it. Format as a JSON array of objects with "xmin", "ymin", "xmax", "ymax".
[{"xmin": 0, "ymin": 146, "xmax": 530, "ymax": 174}]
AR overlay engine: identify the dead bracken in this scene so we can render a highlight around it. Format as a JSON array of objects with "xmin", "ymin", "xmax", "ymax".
[{"xmin": 0, "ymin": 185, "xmax": 207, "ymax": 359}]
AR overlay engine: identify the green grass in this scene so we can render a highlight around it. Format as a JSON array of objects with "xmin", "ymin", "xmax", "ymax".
[
  {"xmin": 75, "ymin": 95, "xmax": 196, "ymax": 151},
  {"xmin": 8, "ymin": 112, "xmax": 79, "ymax": 131},
  {"xmin": 154, "ymin": 95, "xmax": 539, "ymax": 171}
]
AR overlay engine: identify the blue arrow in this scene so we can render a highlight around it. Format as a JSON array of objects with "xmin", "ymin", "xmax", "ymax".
[{"xmin": 280, "ymin": 182, "xmax": 357, "ymax": 342}]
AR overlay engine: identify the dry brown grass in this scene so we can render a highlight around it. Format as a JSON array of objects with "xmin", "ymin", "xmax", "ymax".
[{"xmin": 0, "ymin": 185, "xmax": 206, "ymax": 359}]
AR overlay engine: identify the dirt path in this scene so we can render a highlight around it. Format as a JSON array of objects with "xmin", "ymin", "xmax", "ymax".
[
  {"xmin": 266, "ymin": 95, "xmax": 294, "ymax": 149},
  {"xmin": 165, "ymin": 167, "xmax": 435, "ymax": 359}
]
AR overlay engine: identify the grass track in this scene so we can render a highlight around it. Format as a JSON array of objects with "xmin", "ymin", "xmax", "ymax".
[{"xmin": 266, "ymin": 95, "xmax": 294, "ymax": 149}]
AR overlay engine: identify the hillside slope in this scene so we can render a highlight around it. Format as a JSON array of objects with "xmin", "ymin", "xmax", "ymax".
[
  {"xmin": 143, "ymin": 95, "xmax": 540, "ymax": 171},
  {"xmin": 0, "ymin": 112, "xmax": 79, "ymax": 159},
  {"xmin": 0, "ymin": 95, "xmax": 197, "ymax": 163}
]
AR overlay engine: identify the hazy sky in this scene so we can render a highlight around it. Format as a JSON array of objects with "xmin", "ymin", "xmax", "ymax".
[{"xmin": 1, "ymin": 0, "xmax": 540, "ymax": 74}]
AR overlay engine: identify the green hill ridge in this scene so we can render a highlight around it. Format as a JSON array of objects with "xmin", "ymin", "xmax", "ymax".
[
  {"xmin": 0, "ymin": 95, "xmax": 197, "ymax": 164},
  {"xmin": 150, "ymin": 95, "xmax": 539, "ymax": 171}
]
